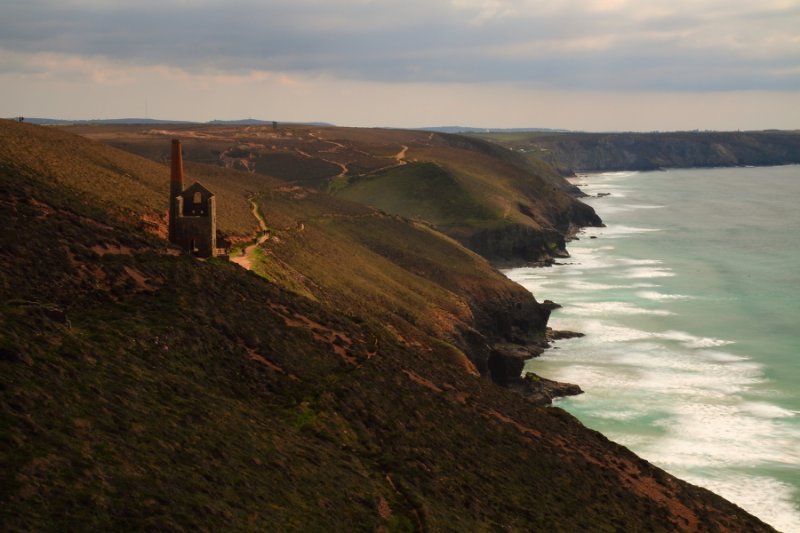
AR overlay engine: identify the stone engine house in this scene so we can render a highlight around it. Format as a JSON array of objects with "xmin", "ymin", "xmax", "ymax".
[{"xmin": 168, "ymin": 139, "xmax": 218, "ymax": 257}]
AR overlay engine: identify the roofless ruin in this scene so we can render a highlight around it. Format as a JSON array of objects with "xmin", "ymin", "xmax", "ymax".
[{"xmin": 167, "ymin": 139, "xmax": 219, "ymax": 257}]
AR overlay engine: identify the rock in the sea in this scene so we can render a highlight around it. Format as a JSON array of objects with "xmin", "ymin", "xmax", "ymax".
[
  {"xmin": 506, "ymin": 372, "xmax": 584, "ymax": 406},
  {"xmin": 547, "ymin": 328, "xmax": 585, "ymax": 341},
  {"xmin": 540, "ymin": 300, "xmax": 562, "ymax": 311}
]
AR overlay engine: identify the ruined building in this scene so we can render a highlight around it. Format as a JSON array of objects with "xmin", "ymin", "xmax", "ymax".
[{"xmin": 168, "ymin": 139, "xmax": 218, "ymax": 257}]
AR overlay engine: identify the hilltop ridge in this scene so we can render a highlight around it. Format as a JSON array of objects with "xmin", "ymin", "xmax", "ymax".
[{"xmin": 68, "ymin": 122, "xmax": 602, "ymax": 264}]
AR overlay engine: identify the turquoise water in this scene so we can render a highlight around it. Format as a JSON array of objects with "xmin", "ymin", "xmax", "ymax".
[{"xmin": 506, "ymin": 166, "xmax": 800, "ymax": 532}]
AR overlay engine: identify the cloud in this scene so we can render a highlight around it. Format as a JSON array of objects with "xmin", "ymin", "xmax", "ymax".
[{"xmin": 1, "ymin": 0, "xmax": 798, "ymax": 94}]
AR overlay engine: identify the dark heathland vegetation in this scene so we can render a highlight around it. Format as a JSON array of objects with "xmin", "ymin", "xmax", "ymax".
[
  {"xmin": 70, "ymin": 123, "xmax": 601, "ymax": 264},
  {"xmin": 0, "ymin": 121, "xmax": 776, "ymax": 531}
]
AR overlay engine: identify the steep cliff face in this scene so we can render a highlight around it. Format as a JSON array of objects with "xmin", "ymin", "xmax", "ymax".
[
  {"xmin": 451, "ymin": 273, "xmax": 552, "ymax": 380},
  {"xmin": 460, "ymin": 198, "xmax": 602, "ymax": 264},
  {"xmin": 463, "ymin": 225, "xmax": 567, "ymax": 264},
  {"xmin": 480, "ymin": 130, "xmax": 800, "ymax": 174}
]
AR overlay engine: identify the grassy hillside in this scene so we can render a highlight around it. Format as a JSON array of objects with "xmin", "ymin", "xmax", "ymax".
[
  {"xmin": 69, "ymin": 123, "xmax": 601, "ymax": 264},
  {"xmin": 472, "ymin": 130, "xmax": 800, "ymax": 174},
  {"xmin": 333, "ymin": 162, "xmax": 499, "ymax": 228},
  {"xmin": 6, "ymin": 121, "xmax": 550, "ymax": 379},
  {"xmin": 174, "ymin": 162, "xmax": 550, "ymax": 383},
  {"xmin": 0, "ymin": 121, "xmax": 257, "ymax": 239},
  {"xmin": 0, "ymin": 120, "xmax": 776, "ymax": 531}
]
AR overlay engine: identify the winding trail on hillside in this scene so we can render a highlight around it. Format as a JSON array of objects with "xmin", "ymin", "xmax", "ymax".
[
  {"xmin": 330, "ymin": 161, "xmax": 349, "ymax": 178},
  {"xmin": 230, "ymin": 197, "xmax": 269, "ymax": 271},
  {"xmin": 307, "ymin": 132, "xmax": 351, "ymax": 178},
  {"xmin": 318, "ymin": 139, "xmax": 347, "ymax": 153},
  {"xmin": 304, "ymin": 131, "xmax": 411, "ymax": 180},
  {"xmin": 395, "ymin": 145, "xmax": 409, "ymax": 163},
  {"xmin": 360, "ymin": 144, "xmax": 411, "ymax": 177}
]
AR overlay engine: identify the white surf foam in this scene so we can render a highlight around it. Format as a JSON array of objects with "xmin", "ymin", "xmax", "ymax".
[
  {"xmin": 586, "ymin": 225, "xmax": 662, "ymax": 239},
  {"xmin": 740, "ymin": 401, "xmax": 798, "ymax": 419},
  {"xmin": 599, "ymin": 204, "xmax": 667, "ymax": 215},
  {"xmin": 623, "ymin": 267, "xmax": 676, "ymax": 279},
  {"xmin": 517, "ymin": 166, "xmax": 800, "ymax": 532},
  {"xmin": 679, "ymin": 474, "xmax": 800, "ymax": 533},
  {"xmin": 655, "ymin": 330, "xmax": 734, "ymax": 349},
  {"xmin": 620, "ymin": 258, "xmax": 663, "ymax": 265},
  {"xmin": 572, "ymin": 321, "xmax": 653, "ymax": 343},
  {"xmin": 562, "ymin": 280, "xmax": 660, "ymax": 291},
  {"xmin": 564, "ymin": 280, "xmax": 623, "ymax": 291},
  {"xmin": 637, "ymin": 290, "xmax": 694, "ymax": 301},
  {"xmin": 625, "ymin": 204, "xmax": 666, "ymax": 210},
  {"xmin": 595, "ymin": 171, "xmax": 641, "ymax": 179},
  {"xmin": 649, "ymin": 399, "xmax": 800, "ymax": 468},
  {"xmin": 561, "ymin": 301, "xmax": 675, "ymax": 317},
  {"xmin": 699, "ymin": 349, "xmax": 748, "ymax": 362}
]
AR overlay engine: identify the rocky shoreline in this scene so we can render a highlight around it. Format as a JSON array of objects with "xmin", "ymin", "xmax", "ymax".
[
  {"xmin": 486, "ymin": 301, "xmax": 588, "ymax": 405},
  {"xmin": 489, "ymin": 230, "xmax": 595, "ymax": 404},
  {"xmin": 500, "ymin": 326, "xmax": 586, "ymax": 406},
  {"xmin": 480, "ymin": 206, "xmax": 596, "ymax": 403}
]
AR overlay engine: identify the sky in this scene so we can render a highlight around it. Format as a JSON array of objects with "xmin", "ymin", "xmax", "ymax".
[{"xmin": 1, "ymin": 0, "xmax": 799, "ymax": 131}]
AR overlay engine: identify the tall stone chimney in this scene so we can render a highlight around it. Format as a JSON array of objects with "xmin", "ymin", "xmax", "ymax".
[{"xmin": 168, "ymin": 139, "xmax": 184, "ymax": 243}]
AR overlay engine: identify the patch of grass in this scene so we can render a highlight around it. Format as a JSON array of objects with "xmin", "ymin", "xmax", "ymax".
[
  {"xmin": 292, "ymin": 402, "xmax": 318, "ymax": 430},
  {"xmin": 252, "ymin": 152, "xmax": 341, "ymax": 188},
  {"xmin": 337, "ymin": 162, "xmax": 498, "ymax": 226}
]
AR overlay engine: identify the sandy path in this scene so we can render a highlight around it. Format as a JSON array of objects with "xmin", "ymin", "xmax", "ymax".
[
  {"xmin": 395, "ymin": 145, "xmax": 409, "ymax": 163},
  {"xmin": 230, "ymin": 197, "xmax": 268, "ymax": 271}
]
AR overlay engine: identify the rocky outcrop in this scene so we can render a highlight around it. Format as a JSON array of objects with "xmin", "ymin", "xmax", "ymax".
[
  {"xmin": 547, "ymin": 328, "xmax": 585, "ymax": 341},
  {"xmin": 461, "ymin": 286, "xmax": 588, "ymax": 399},
  {"xmin": 461, "ymin": 198, "xmax": 602, "ymax": 265},
  {"xmin": 509, "ymin": 372, "xmax": 584, "ymax": 405},
  {"xmin": 452, "ymin": 280, "xmax": 551, "ymax": 380},
  {"xmin": 464, "ymin": 225, "xmax": 570, "ymax": 265},
  {"xmin": 488, "ymin": 343, "xmax": 545, "ymax": 386}
]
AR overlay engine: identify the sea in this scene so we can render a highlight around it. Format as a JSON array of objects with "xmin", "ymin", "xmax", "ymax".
[{"xmin": 505, "ymin": 165, "xmax": 800, "ymax": 532}]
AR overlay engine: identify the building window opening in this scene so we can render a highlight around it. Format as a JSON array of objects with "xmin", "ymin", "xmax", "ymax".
[{"xmin": 193, "ymin": 191, "xmax": 202, "ymax": 204}]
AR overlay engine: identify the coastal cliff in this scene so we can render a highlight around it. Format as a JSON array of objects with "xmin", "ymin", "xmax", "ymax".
[
  {"xmin": 0, "ymin": 121, "xmax": 776, "ymax": 531},
  {"xmin": 475, "ymin": 130, "xmax": 800, "ymax": 175}
]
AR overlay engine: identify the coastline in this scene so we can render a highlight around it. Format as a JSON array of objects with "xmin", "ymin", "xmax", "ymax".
[
  {"xmin": 489, "ymin": 182, "xmax": 603, "ymax": 404},
  {"xmin": 3, "ymin": 120, "xmax": 789, "ymax": 532},
  {"xmin": 505, "ymin": 166, "xmax": 800, "ymax": 532},
  {"xmin": 491, "ymin": 251, "xmax": 592, "ymax": 405}
]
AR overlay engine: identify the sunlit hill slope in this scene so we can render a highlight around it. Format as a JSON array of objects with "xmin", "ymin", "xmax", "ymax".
[{"xmin": 71, "ymin": 123, "xmax": 602, "ymax": 264}]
